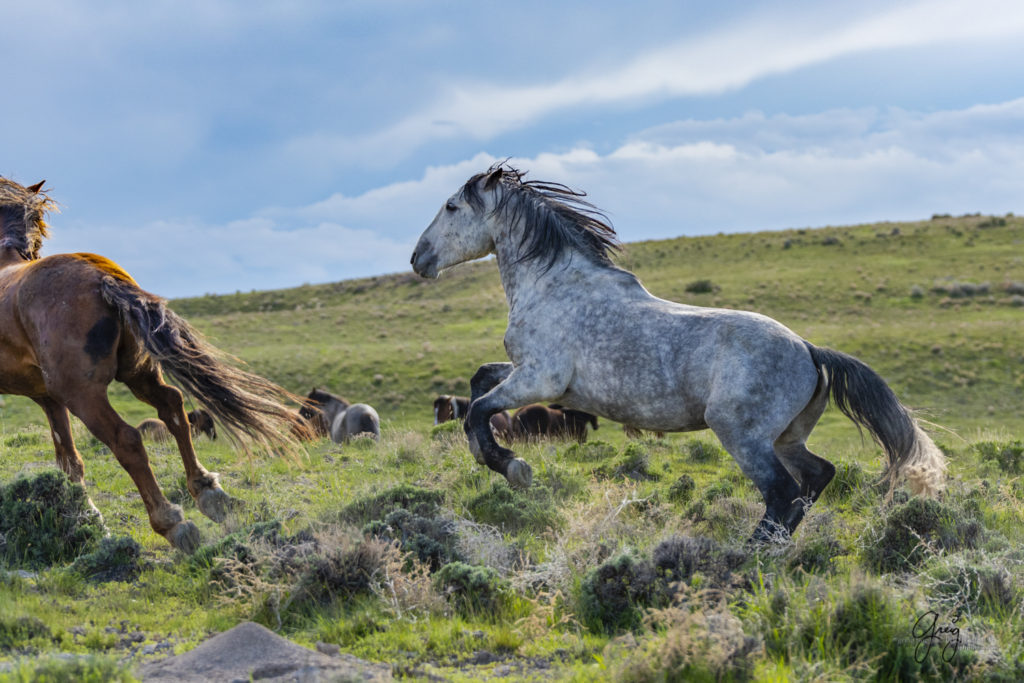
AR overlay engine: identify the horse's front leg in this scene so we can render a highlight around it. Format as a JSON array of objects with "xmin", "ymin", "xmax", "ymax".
[{"xmin": 466, "ymin": 362, "xmax": 566, "ymax": 489}]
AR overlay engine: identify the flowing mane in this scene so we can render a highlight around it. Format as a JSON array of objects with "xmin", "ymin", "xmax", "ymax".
[
  {"xmin": 0, "ymin": 177, "xmax": 56, "ymax": 261},
  {"xmin": 462, "ymin": 163, "xmax": 622, "ymax": 273}
]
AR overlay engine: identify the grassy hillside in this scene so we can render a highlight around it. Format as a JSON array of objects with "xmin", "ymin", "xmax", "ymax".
[
  {"xmin": 167, "ymin": 213, "xmax": 1022, "ymax": 438},
  {"xmin": 1, "ymin": 214, "xmax": 1022, "ymax": 681}
]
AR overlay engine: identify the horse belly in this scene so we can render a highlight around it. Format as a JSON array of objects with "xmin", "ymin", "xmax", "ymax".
[{"xmin": 563, "ymin": 372, "xmax": 708, "ymax": 433}]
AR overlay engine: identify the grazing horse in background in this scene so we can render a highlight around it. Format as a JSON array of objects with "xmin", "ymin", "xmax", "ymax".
[
  {"xmin": 434, "ymin": 394, "xmax": 469, "ymax": 424},
  {"xmin": 433, "ymin": 394, "xmax": 513, "ymax": 441},
  {"xmin": 304, "ymin": 388, "xmax": 380, "ymax": 443},
  {"xmin": 187, "ymin": 409, "xmax": 217, "ymax": 441},
  {"xmin": 137, "ymin": 409, "xmax": 217, "ymax": 443},
  {"xmin": 137, "ymin": 418, "xmax": 173, "ymax": 442},
  {"xmin": 511, "ymin": 404, "xmax": 598, "ymax": 443},
  {"xmin": 0, "ymin": 178, "xmax": 306, "ymax": 552},
  {"xmin": 411, "ymin": 164, "xmax": 946, "ymax": 542}
]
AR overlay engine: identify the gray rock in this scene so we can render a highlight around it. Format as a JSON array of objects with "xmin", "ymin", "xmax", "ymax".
[{"xmin": 137, "ymin": 621, "xmax": 391, "ymax": 682}]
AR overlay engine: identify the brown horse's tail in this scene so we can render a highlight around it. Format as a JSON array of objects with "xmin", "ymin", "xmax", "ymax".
[{"xmin": 100, "ymin": 275, "xmax": 307, "ymax": 455}]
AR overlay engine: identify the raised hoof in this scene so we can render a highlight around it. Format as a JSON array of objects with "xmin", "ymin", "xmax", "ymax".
[
  {"xmin": 168, "ymin": 521, "xmax": 201, "ymax": 554},
  {"xmin": 197, "ymin": 487, "xmax": 232, "ymax": 523},
  {"xmin": 505, "ymin": 458, "xmax": 533, "ymax": 490}
]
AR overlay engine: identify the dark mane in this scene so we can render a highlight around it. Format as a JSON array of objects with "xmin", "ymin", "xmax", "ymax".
[
  {"xmin": 0, "ymin": 177, "xmax": 56, "ymax": 261},
  {"xmin": 462, "ymin": 163, "xmax": 622, "ymax": 273}
]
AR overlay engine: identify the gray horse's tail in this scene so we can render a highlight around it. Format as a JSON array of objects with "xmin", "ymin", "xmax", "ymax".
[{"xmin": 805, "ymin": 343, "xmax": 945, "ymax": 498}]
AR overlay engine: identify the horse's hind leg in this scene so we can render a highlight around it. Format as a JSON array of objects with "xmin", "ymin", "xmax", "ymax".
[
  {"xmin": 774, "ymin": 378, "xmax": 835, "ymax": 502},
  {"xmin": 63, "ymin": 388, "xmax": 200, "ymax": 553},
  {"xmin": 707, "ymin": 410, "xmax": 804, "ymax": 542},
  {"xmin": 34, "ymin": 397, "xmax": 86, "ymax": 484},
  {"xmin": 34, "ymin": 396, "xmax": 104, "ymax": 522},
  {"xmin": 122, "ymin": 366, "xmax": 231, "ymax": 523}
]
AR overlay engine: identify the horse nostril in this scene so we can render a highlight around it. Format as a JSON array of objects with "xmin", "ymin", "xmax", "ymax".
[{"xmin": 411, "ymin": 251, "xmax": 417, "ymax": 265}]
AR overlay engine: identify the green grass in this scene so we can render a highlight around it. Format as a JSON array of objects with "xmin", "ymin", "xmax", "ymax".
[{"xmin": 1, "ymin": 214, "xmax": 1023, "ymax": 680}]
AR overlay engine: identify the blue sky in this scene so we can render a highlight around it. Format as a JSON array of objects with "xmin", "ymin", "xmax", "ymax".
[{"xmin": 4, "ymin": 0, "xmax": 1024, "ymax": 297}]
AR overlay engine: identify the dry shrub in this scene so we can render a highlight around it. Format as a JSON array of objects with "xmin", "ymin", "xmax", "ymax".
[
  {"xmin": 515, "ymin": 484, "xmax": 681, "ymax": 594},
  {"xmin": 453, "ymin": 517, "xmax": 518, "ymax": 575},
  {"xmin": 604, "ymin": 587, "xmax": 760, "ymax": 682},
  {"xmin": 370, "ymin": 541, "xmax": 447, "ymax": 620}
]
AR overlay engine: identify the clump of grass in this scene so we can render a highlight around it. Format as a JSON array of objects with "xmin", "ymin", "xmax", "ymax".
[
  {"xmin": 3, "ymin": 654, "xmax": 135, "ymax": 682},
  {"xmin": 0, "ymin": 614, "xmax": 54, "ymax": 652},
  {"xmin": 341, "ymin": 484, "xmax": 444, "ymax": 525},
  {"xmin": 973, "ymin": 440, "xmax": 1024, "ymax": 474},
  {"xmin": 862, "ymin": 498, "xmax": 985, "ymax": 573},
  {"xmin": 666, "ymin": 474, "xmax": 696, "ymax": 504},
  {"xmin": 293, "ymin": 535, "xmax": 390, "ymax": 608},
  {"xmin": 810, "ymin": 583, "xmax": 918, "ymax": 678},
  {"xmin": 465, "ymin": 482, "xmax": 561, "ymax": 535},
  {"xmin": 3, "ymin": 429, "xmax": 48, "ymax": 450},
  {"xmin": 434, "ymin": 561, "xmax": 511, "ymax": 617},
  {"xmin": 599, "ymin": 442, "xmax": 659, "ymax": 481},
  {"xmin": 429, "ymin": 419, "xmax": 462, "ymax": 440},
  {"xmin": 606, "ymin": 591, "xmax": 761, "ymax": 682},
  {"xmin": 686, "ymin": 438, "xmax": 725, "ymax": 463},
  {"xmin": 786, "ymin": 512, "xmax": 846, "ymax": 574},
  {"xmin": 577, "ymin": 551, "xmax": 662, "ymax": 634},
  {"xmin": 562, "ymin": 440, "xmax": 617, "ymax": 462},
  {"xmin": 652, "ymin": 535, "xmax": 745, "ymax": 590},
  {"xmin": 0, "ymin": 470, "xmax": 105, "ymax": 569},
  {"xmin": 363, "ymin": 507, "xmax": 459, "ymax": 570},
  {"xmin": 820, "ymin": 461, "xmax": 869, "ymax": 504},
  {"xmin": 684, "ymin": 279, "xmax": 718, "ymax": 294},
  {"xmin": 69, "ymin": 536, "xmax": 144, "ymax": 583}
]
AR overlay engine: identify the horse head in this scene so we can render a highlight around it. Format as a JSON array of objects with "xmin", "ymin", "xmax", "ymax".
[
  {"xmin": 187, "ymin": 409, "xmax": 217, "ymax": 440},
  {"xmin": 0, "ymin": 177, "xmax": 55, "ymax": 261},
  {"xmin": 411, "ymin": 167, "xmax": 504, "ymax": 278}
]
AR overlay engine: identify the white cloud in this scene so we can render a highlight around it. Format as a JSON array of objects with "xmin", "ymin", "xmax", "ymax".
[
  {"xmin": 40, "ymin": 97, "xmax": 1024, "ymax": 298},
  {"xmin": 288, "ymin": 0, "xmax": 1024, "ymax": 163}
]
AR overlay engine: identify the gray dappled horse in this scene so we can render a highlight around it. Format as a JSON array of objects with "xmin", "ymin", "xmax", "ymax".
[
  {"xmin": 302, "ymin": 388, "xmax": 380, "ymax": 444},
  {"xmin": 411, "ymin": 164, "xmax": 946, "ymax": 542}
]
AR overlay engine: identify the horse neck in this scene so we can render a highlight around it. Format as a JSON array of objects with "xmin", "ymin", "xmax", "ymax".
[
  {"xmin": 321, "ymin": 398, "xmax": 347, "ymax": 423},
  {"xmin": 492, "ymin": 224, "xmax": 575, "ymax": 311}
]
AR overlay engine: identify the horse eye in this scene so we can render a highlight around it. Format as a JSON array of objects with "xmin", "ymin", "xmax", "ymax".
[{"xmin": 446, "ymin": 202, "xmax": 458, "ymax": 212}]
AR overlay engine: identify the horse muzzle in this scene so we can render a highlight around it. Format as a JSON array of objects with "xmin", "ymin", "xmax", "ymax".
[{"xmin": 411, "ymin": 241, "xmax": 439, "ymax": 279}]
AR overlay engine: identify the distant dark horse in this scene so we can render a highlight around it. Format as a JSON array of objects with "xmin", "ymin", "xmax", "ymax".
[
  {"xmin": 412, "ymin": 164, "xmax": 945, "ymax": 542},
  {"xmin": 511, "ymin": 404, "xmax": 598, "ymax": 443},
  {"xmin": 187, "ymin": 409, "xmax": 217, "ymax": 441},
  {"xmin": 303, "ymin": 388, "xmax": 380, "ymax": 443},
  {"xmin": 0, "ymin": 178, "xmax": 305, "ymax": 552},
  {"xmin": 136, "ymin": 409, "xmax": 216, "ymax": 443},
  {"xmin": 433, "ymin": 394, "xmax": 512, "ymax": 441}
]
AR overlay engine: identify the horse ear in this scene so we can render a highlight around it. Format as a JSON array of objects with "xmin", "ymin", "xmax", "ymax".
[
  {"xmin": 483, "ymin": 167, "xmax": 503, "ymax": 191},
  {"xmin": 26, "ymin": 180, "xmax": 45, "ymax": 193}
]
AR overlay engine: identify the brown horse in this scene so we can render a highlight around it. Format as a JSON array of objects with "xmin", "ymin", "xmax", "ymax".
[
  {"xmin": 433, "ymin": 394, "xmax": 512, "ymax": 441},
  {"xmin": 511, "ymin": 404, "xmax": 598, "ymax": 443},
  {"xmin": 187, "ymin": 408, "xmax": 217, "ymax": 440},
  {"xmin": 0, "ymin": 177, "xmax": 305, "ymax": 553},
  {"xmin": 137, "ymin": 409, "xmax": 217, "ymax": 443}
]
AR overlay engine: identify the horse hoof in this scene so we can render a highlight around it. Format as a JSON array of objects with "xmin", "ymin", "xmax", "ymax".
[
  {"xmin": 506, "ymin": 458, "xmax": 533, "ymax": 489},
  {"xmin": 168, "ymin": 521, "xmax": 201, "ymax": 554},
  {"xmin": 197, "ymin": 487, "xmax": 232, "ymax": 523}
]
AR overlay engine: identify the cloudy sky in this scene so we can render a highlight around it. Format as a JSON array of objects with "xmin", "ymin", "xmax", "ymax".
[{"xmin": 4, "ymin": 0, "xmax": 1024, "ymax": 297}]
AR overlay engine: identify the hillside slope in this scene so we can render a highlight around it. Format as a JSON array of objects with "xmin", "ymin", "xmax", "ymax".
[{"xmin": 2, "ymin": 213, "xmax": 1022, "ymax": 440}]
